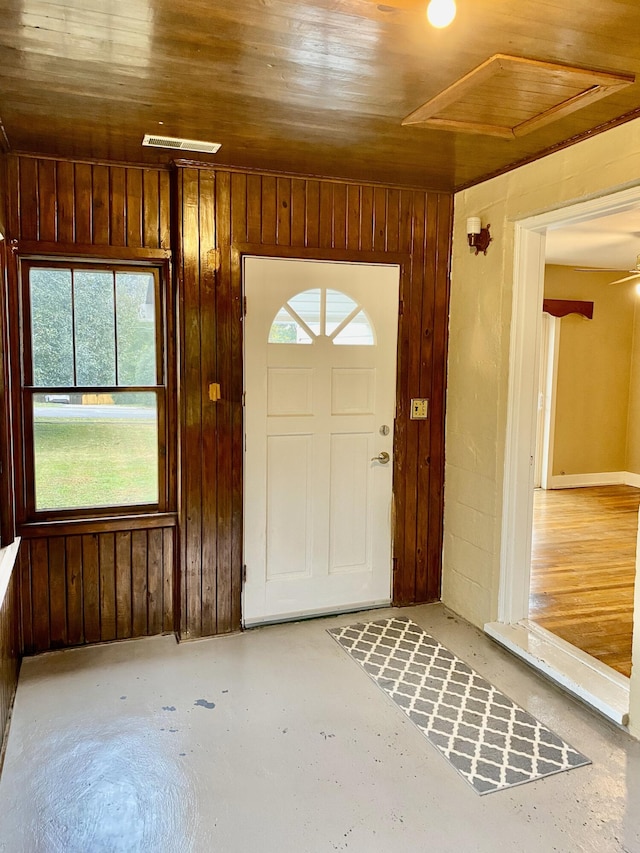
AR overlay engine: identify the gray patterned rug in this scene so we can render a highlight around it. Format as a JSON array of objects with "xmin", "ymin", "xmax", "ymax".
[{"xmin": 328, "ymin": 616, "xmax": 590, "ymax": 795}]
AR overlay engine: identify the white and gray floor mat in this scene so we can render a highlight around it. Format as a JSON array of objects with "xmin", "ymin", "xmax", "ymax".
[{"xmin": 328, "ymin": 616, "xmax": 591, "ymax": 795}]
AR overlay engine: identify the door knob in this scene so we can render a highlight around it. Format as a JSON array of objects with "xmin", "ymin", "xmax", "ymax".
[{"xmin": 371, "ymin": 451, "xmax": 390, "ymax": 464}]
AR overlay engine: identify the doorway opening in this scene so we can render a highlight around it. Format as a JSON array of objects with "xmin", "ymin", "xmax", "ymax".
[{"xmin": 486, "ymin": 183, "xmax": 640, "ymax": 725}]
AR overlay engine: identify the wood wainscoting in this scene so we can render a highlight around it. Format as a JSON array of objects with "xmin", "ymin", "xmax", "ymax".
[
  {"xmin": 19, "ymin": 520, "xmax": 176, "ymax": 655},
  {"xmin": 0, "ymin": 555, "xmax": 20, "ymax": 763}
]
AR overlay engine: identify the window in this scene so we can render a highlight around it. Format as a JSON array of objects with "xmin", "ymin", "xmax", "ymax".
[
  {"xmin": 21, "ymin": 261, "xmax": 167, "ymax": 516},
  {"xmin": 268, "ymin": 287, "xmax": 375, "ymax": 346}
]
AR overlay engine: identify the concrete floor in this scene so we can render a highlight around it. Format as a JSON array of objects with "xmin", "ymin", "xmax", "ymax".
[{"xmin": 0, "ymin": 604, "xmax": 639, "ymax": 853}]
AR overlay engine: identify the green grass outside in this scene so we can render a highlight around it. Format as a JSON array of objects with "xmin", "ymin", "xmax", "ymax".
[{"xmin": 34, "ymin": 418, "xmax": 158, "ymax": 510}]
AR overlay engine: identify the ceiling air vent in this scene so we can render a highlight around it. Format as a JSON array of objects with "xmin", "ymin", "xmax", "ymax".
[{"xmin": 142, "ymin": 134, "xmax": 221, "ymax": 154}]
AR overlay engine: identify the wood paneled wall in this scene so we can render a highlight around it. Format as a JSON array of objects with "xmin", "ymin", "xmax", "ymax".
[
  {"xmin": 9, "ymin": 155, "xmax": 170, "ymax": 250},
  {"xmin": 6, "ymin": 154, "xmax": 453, "ymax": 650},
  {"xmin": 0, "ymin": 562, "xmax": 20, "ymax": 762},
  {"xmin": 175, "ymin": 166, "xmax": 452, "ymax": 638},
  {"xmin": 19, "ymin": 525, "xmax": 175, "ymax": 654},
  {"xmin": 7, "ymin": 155, "xmax": 177, "ymax": 654}
]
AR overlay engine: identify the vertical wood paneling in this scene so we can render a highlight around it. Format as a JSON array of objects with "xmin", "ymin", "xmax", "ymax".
[
  {"xmin": 305, "ymin": 181, "xmax": 320, "ymax": 247},
  {"xmin": 159, "ymin": 171, "xmax": 171, "ymax": 250},
  {"xmin": 82, "ymin": 533, "xmax": 101, "ymax": 643},
  {"xmin": 147, "ymin": 528, "xmax": 163, "ymax": 634},
  {"xmin": 36, "ymin": 159, "xmax": 57, "ymax": 242},
  {"xmin": 55, "ymin": 161, "xmax": 75, "ymax": 243},
  {"xmin": 18, "ymin": 158, "xmax": 38, "ymax": 241},
  {"xmin": 48, "ymin": 536, "xmax": 67, "ymax": 648},
  {"xmin": 346, "ymin": 184, "xmax": 360, "ymax": 252},
  {"xmin": 175, "ymin": 165, "xmax": 452, "ymax": 639},
  {"xmin": 260, "ymin": 175, "xmax": 277, "ymax": 245},
  {"xmin": 18, "ymin": 544, "xmax": 33, "ymax": 653},
  {"xmin": 13, "ymin": 156, "xmax": 169, "ymax": 250},
  {"xmin": 92, "ymin": 165, "xmax": 111, "ymax": 245},
  {"xmin": 131, "ymin": 529, "xmax": 148, "ymax": 636},
  {"xmin": 276, "ymin": 177, "xmax": 291, "ymax": 246},
  {"xmin": 162, "ymin": 527, "xmax": 174, "ymax": 633},
  {"xmin": 20, "ymin": 527, "xmax": 176, "ymax": 654},
  {"xmin": 74, "ymin": 163, "xmax": 93, "ymax": 244},
  {"xmin": 290, "ymin": 179, "xmax": 306, "ymax": 248},
  {"xmin": 109, "ymin": 166, "xmax": 127, "ymax": 246},
  {"xmin": 143, "ymin": 169, "xmax": 160, "ymax": 248},
  {"xmin": 319, "ymin": 182, "xmax": 333, "ymax": 248},
  {"xmin": 332, "ymin": 183, "xmax": 347, "ymax": 249},
  {"xmin": 99, "ymin": 533, "xmax": 116, "ymax": 641},
  {"xmin": 9, "ymin": 157, "xmax": 178, "ymax": 656},
  {"xmin": 126, "ymin": 169, "xmax": 143, "ymax": 248},
  {"xmin": 30, "ymin": 538, "xmax": 50, "ymax": 651},
  {"xmin": 179, "ymin": 168, "xmax": 204, "ymax": 639},
  {"xmin": 216, "ymin": 171, "xmax": 237, "ymax": 632},
  {"xmin": 373, "ymin": 187, "xmax": 387, "ymax": 253},
  {"xmin": 426, "ymin": 194, "xmax": 453, "ymax": 602},
  {"xmin": 115, "ymin": 531, "xmax": 132, "ymax": 638},
  {"xmin": 11, "ymin": 154, "xmax": 451, "ymax": 648},
  {"xmin": 66, "ymin": 535, "xmax": 84, "ymax": 646},
  {"xmin": 199, "ymin": 170, "xmax": 218, "ymax": 637},
  {"xmin": 0, "ymin": 563, "xmax": 20, "ymax": 761},
  {"xmin": 230, "ymin": 172, "xmax": 248, "ymax": 245},
  {"xmin": 246, "ymin": 174, "xmax": 262, "ymax": 244}
]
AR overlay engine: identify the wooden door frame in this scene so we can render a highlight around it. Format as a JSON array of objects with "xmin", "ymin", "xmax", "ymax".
[{"xmin": 487, "ymin": 183, "xmax": 640, "ymax": 725}]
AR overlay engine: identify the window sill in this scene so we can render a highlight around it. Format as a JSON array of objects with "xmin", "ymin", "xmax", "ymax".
[
  {"xmin": 19, "ymin": 511, "xmax": 177, "ymax": 538},
  {"xmin": 0, "ymin": 538, "xmax": 21, "ymax": 610}
]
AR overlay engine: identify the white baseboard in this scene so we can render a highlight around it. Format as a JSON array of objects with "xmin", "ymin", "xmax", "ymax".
[
  {"xmin": 548, "ymin": 471, "xmax": 626, "ymax": 488},
  {"xmin": 547, "ymin": 471, "xmax": 640, "ymax": 489}
]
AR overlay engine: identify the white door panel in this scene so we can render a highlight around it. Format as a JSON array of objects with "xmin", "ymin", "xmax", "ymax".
[{"xmin": 243, "ymin": 257, "xmax": 399, "ymax": 625}]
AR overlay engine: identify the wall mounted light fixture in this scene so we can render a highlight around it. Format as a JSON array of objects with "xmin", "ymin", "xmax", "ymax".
[{"xmin": 467, "ymin": 217, "xmax": 492, "ymax": 255}]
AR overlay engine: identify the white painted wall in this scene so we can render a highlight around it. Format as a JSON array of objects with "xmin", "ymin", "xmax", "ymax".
[{"xmin": 444, "ymin": 116, "xmax": 640, "ymax": 731}]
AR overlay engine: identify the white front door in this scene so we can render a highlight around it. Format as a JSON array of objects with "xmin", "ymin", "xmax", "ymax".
[{"xmin": 243, "ymin": 257, "xmax": 400, "ymax": 626}]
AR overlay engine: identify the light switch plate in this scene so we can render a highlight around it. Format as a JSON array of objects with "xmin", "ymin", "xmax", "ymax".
[{"xmin": 410, "ymin": 398, "xmax": 429, "ymax": 420}]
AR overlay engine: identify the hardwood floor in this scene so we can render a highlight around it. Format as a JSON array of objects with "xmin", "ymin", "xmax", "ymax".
[{"xmin": 529, "ymin": 485, "xmax": 640, "ymax": 677}]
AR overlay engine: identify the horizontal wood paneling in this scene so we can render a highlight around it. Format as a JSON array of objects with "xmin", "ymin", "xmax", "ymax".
[
  {"xmin": 176, "ymin": 166, "xmax": 452, "ymax": 638},
  {"xmin": 10, "ymin": 155, "xmax": 171, "ymax": 251},
  {"xmin": 19, "ymin": 526, "xmax": 175, "ymax": 654},
  {"xmin": 0, "ymin": 561, "xmax": 20, "ymax": 763}
]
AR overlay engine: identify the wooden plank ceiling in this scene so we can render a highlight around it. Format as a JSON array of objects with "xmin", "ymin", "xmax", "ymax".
[{"xmin": 1, "ymin": 0, "xmax": 640, "ymax": 191}]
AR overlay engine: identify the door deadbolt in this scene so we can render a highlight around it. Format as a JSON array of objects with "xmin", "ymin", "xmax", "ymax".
[{"xmin": 371, "ymin": 451, "xmax": 390, "ymax": 464}]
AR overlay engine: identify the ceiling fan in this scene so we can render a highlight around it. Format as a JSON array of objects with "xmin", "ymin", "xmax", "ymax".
[{"xmin": 575, "ymin": 253, "xmax": 640, "ymax": 285}]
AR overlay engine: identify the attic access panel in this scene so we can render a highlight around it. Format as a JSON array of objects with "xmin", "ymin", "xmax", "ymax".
[{"xmin": 402, "ymin": 54, "xmax": 635, "ymax": 139}]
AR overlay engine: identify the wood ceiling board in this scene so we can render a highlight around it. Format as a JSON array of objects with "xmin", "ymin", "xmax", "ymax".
[
  {"xmin": 402, "ymin": 54, "xmax": 635, "ymax": 138},
  {"xmin": 2, "ymin": 1, "xmax": 640, "ymax": 190}
]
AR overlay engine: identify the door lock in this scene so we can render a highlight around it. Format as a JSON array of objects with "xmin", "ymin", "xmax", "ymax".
[{"xmin": 371, "ymin": 451, "xmax": 390, "ymax": 464}]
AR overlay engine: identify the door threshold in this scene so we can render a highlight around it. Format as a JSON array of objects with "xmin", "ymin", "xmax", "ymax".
[
  {"xmin": 243, "ymin": 598, "xmax": 391, "ymax": 629},
  {"xmin": 484, "ymin": 619, "xmax": 629, "ymax": 726}
]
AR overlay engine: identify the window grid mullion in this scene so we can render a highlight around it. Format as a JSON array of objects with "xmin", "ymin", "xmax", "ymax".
[
  {"xmin": 70, "ymin": 269, "xmax": 78, "ymax": 387},
  {"xmin": 113, "ymin": 271, "xmax": 119, "ymax": 386}
]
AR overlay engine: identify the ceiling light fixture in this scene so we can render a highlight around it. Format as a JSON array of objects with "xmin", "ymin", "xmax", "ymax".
[{"xmin": 426, "ymin": 0, "xmax": 456, "ymax": 28}]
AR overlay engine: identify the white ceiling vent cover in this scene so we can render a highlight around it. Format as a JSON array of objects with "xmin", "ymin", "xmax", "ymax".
[{"xmin": 142, "ymin": 134, "xmax": 221, "ymax": 154}]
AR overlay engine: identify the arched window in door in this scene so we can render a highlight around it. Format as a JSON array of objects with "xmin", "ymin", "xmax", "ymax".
[{"xmin": 268, "ymin": 287, "xmax": 375, "ymax": 345}]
